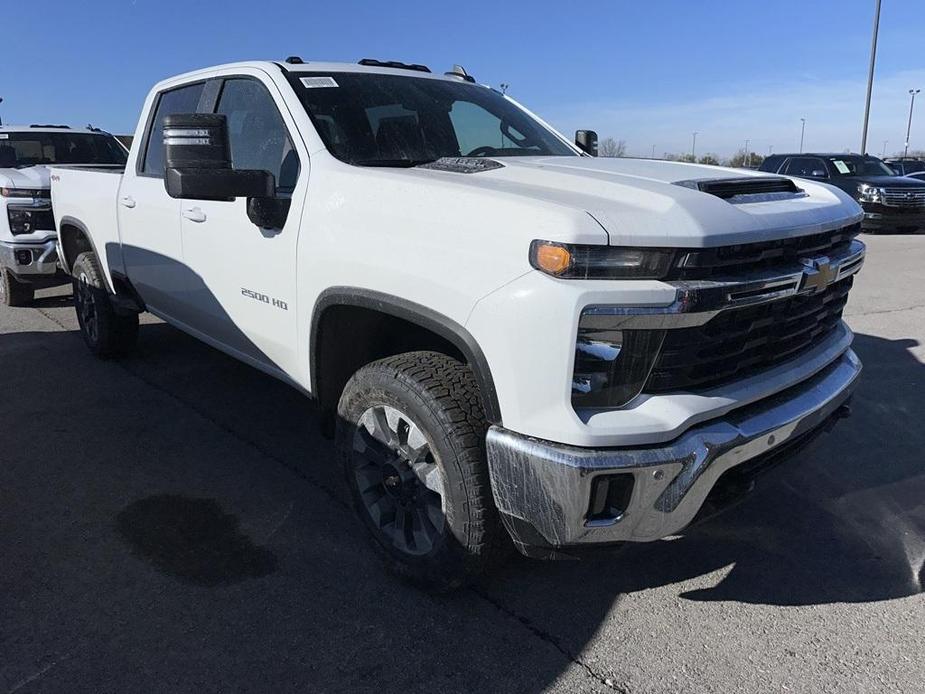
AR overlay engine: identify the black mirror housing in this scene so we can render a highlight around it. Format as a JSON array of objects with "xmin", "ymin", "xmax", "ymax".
[
  {"xmin": 165, "ymin": 167, "xmax": 275, "ymax": 201},
  {"xmin": 575, "ymin": 130, "xmax": 599, "ymax": 156},
  {"xmin": 162, "ymin": 112, "xmax": 275, "ymax": 201}
]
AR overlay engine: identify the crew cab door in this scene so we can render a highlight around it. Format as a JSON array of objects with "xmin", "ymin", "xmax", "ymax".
[
  {"xmin": 178, "ymin": 74, "xmax": 306, "ymax": 373},
  {"xmin": 118, "ymin": 81, "xmax": 206, "ymax": 320}
]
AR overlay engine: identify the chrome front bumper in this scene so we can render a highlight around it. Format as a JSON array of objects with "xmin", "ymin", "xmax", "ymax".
[
  {"xmin": 0, "ymin": 239, "xmax": 60, "ymax": 278},
  {"xmin": 487, "ymin": 348, "xmax": 861, "ymax": 555}
]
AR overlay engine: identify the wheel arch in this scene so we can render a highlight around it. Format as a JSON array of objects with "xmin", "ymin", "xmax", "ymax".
[
  {"xmin": 310, "ymin": 288, "xmax": 502, "ymax": 425},
  {"xmin": 58, "ymin": 217, "xmax": 100, "ymax": 272}
]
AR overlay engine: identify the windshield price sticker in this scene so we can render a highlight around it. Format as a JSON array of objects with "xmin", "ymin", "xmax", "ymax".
[
  {"xmin": 832, "ymin": 160, "xmax": 851, "ymax": 174},
  {"xmin": 300, "ymin": 77, "xmax": 339, "ymax": 88}
]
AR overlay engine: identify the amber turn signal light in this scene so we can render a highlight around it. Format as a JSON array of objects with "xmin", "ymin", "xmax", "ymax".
[{"xmin": 532, "ymin": 242, "xmax": 572, "ymax": 275}]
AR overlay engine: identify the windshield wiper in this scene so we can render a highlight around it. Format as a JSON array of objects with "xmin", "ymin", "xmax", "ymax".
[{"xmin": 353, "ymin": 158, "xmax": 438, "ymax": 168}]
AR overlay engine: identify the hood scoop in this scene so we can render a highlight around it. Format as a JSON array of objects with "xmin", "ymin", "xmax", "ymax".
[
  {"xmin": 418, "ymin": 157, "xmax": 505, "ymax": 174},
  {"xmin": 675, "ymin": 176, "xmax": 806, "ymax": 203}
]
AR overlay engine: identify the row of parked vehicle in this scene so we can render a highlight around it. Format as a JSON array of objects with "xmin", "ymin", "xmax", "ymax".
[{"xmin": 0, "ymin": 57, "xmax": 896, "ymax": 589}]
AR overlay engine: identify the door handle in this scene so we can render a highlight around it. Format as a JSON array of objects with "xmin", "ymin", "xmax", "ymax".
[
  {"xmin": 119, "ymin": 196, "xmax": 136, "ymax": 208},
  {"xmin": 182, "ymin": 207, "xmax": 207, "ymax": 223}
]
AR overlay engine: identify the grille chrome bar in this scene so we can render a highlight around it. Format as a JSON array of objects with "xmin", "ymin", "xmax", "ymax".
[
  {"xmin": 580, "ymin": 239, "xmax": 865, "ymax": 331},
  {"xmin": 881, "ymin": 187, "xmax": 925, "ymax": 207}
]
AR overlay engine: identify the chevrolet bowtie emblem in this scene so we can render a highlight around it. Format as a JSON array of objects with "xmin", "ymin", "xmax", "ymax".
[{"xmin": 800, "ymin": 256, "xmax": 837, "ymax": 293}]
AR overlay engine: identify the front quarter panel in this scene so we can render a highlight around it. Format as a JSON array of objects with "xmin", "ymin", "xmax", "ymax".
[{"xmin": 297, "ymin": 158, "xmax": 609, "ymax": 392}]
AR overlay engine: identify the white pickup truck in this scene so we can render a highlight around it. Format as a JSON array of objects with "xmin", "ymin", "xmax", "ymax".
[
  {"xmin": 50, "ymin": 58, "xmax": 866, "ymax": 589},
  {"xmin": 0, "ymin": 125, "xmax": 127, "ymax": 305}
]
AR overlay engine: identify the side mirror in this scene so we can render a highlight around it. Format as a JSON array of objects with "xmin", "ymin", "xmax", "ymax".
[
  {"xmin": 247, "ymin": 196, "xmax": 291, "ymax": 229},
  {"xmin": 809, "ymin": 169, "xmax": 828, "ymax": 179},
  {"xmin": 575, "ymin": 130, "xmax": 598, "ymax": 157},
  {"xmin": 163, "ymin": 113, "xmax": 275, "ymax": 201}
]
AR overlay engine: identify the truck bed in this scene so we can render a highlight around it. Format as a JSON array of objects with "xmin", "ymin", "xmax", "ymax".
[{"xmin": 50, "ymin": 165, "xmax": 125, "ymax": 289}]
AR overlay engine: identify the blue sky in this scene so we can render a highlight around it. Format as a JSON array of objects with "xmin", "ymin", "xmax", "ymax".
[{"xmin": 3, "ymin": 0, "xmax": 923, "ymax": 158}]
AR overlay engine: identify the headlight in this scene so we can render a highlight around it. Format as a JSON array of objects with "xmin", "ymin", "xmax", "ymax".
[
  {"xmin": 571, "ymin": 314, "xmax": 665, "ymax": 409},
  {"xmin": 530, "ymin": 240, "xmax": 675, "ymax": 279},
  {"xmin": 7, "ymin": 208, "xmax": 36, "ymax": 234},
  {"xmin": 7, "ymin": 205, "xmax": 54, "ymax": 235},
  {"xmin": 0, "ymin": 187, "xmax": 50, "ymax": 198},
  {"xmin": 856, "ymin": 183, "xmax": 883, "ymax": 204}
]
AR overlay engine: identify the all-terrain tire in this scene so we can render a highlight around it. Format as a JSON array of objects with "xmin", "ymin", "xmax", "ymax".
[
  {"xmin": 1, "ymin": 268, "xmax": 34, "ymax": 307},
  {"xmin": 72, "ymin": 251, "xmax": 139, "ymax": 358},
  {"xmin": 336, "ymin": 351, "xmax": 506, "ymax": 591}
]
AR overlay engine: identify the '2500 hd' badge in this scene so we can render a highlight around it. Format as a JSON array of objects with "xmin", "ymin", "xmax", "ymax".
[{"xmin": 241, "ymin": 288, "xmax": 288, "ymax": 310}]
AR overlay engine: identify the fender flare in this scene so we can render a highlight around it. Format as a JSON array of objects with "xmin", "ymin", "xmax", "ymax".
[
  {"xmin": 57, "ymin": 217, "xmax": 104, "ymax": 271},
  {"xmin": 310, "ymin": 287, "xmax": 502, "ymax": 424}
]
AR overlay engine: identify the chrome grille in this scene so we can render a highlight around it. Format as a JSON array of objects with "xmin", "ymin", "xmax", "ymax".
[
  {"xmin": 881, "ymin": 188, "xmax": 925, "ymax": 207},
  {"xmin": 645, "ymin": 277, "xmax": 853, "ymax": 393}
]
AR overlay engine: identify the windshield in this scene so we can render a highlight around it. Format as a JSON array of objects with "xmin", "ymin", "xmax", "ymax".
[
  {"xmin": 289, "ymin": 72, "xmax": 577, "ymax": 166},
  {"xmin": 826, "ymin": 156, "xmax": 896, "ymax": 177},
  {"xmin": 0, "ymin": 132, "xmax": 127, "ymax": 168}
]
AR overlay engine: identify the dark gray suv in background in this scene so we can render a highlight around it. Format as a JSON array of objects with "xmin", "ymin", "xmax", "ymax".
[{"xmin": 760, "ymin": 153, "xmax": 925, "ymax": 233}]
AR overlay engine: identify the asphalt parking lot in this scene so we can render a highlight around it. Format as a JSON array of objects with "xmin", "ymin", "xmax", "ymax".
[{"xmin": 1, "ymin": 234, "xmax": 923, "ymax": 694}]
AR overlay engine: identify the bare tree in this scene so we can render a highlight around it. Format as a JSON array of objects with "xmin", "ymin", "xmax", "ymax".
[
  {"xmin": 726, "ymin": 149, "xmax": 765, "ymax": 169},
  {"xmin": 599, "ymin": 137, "xmax": 627, "ymax": 157},
  {"xmin": 698, "ymin": 154, "xmax": 720, "ymax": 166}
]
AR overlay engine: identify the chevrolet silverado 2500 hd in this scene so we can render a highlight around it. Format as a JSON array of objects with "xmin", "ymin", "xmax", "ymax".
[
  {"xmin": 50, "ymin": 59, "xmax": 866, "ymax": 589},
  {"xmin": 0, "ymin": 125, "xmax": 127, "ymax": 305}
]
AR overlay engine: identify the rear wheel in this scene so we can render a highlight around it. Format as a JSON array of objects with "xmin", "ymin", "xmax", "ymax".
[
  {"xmin": 72, "ymin": 252, "xmax": 138, "ymax": 358},
  {"xmin": 336, "ymin": 351, "xmax": 505, "ymax": 591},
  {"xmin": 0, "ymin": 269, "xmax": 34, "ymax": 307}
]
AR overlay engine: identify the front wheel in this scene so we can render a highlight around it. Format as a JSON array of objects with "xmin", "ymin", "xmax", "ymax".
[
  {"xmin": 72, "ymin": 252, "xmax": 138, "ymax": 358},
  {"xmin": 336, "ymin": 351, "xmax": 505, "ymax": 591}
]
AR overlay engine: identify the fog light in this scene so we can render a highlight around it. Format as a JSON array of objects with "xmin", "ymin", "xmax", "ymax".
[
  {"xmin": 15, "ymin": 250, "xmax": 33, "ymax": 266},
  {"xmin": 587, "ymin": 473, "xmax": 635, "ymax": 525}
]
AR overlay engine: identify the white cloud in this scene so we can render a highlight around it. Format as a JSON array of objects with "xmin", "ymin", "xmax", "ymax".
[{"xmin": 542, "ymin": 69, "xmax": 925, "ymax": 159}]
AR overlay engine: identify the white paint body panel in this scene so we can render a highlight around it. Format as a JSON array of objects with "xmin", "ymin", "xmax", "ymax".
[{"xmin": 50, "ymin": 61, "xmax": 863, "ymax": 448}]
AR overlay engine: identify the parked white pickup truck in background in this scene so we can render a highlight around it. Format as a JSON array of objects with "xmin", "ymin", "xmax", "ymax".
[
  {"xmin": 0, "ymin": 125, "xmax": 127, "ymax": 305},
  {"xmin": 50, "ymin": 58, "xmax": 865, "ymax": 589}
]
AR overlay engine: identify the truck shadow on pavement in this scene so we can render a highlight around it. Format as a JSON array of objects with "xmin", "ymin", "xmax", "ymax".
[{"xmin": 1, "ymin": 318, "xmax": 922, "ymax": 692}]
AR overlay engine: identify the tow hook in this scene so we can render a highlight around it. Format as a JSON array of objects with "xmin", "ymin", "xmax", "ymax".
[{"xmin": 835, "ymin": 400, "xmax": 853, "ymax": 419}]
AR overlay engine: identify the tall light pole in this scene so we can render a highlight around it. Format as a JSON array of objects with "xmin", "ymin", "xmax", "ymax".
[
  {"xmin": 799, "ymin": 118, "xmax": 806, "ymax": 153},
  {"xmin": 860, "ymin": 0, "xmax": 882, "ymax": 154},
  {"xmin": 691, "ymin": 131, "xmax": 698, "ymax": 160},
  {"xmin": 882, "ymin": 140, "xmax": 889, "ymax": 157},
  {"xmin": 744, "ymin": 139, "xmax": 750, "ymax": 168},
  {"xmin": 651, "ymin": 144, "xmax": 656, "ymax": 159},
  {"xmin": 904, "ymin": 88, "xmax": 921, "ymax": 158},
  {"xmin": 0, "ymin": 97, "xmax": 4, "ymax": 126},
  {"xmin": 768, "ymin": 145, "xmax": 774, "ymax": 156}
]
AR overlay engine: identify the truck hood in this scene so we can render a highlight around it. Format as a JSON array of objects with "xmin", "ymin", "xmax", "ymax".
[
  {"xmin": 407, "ymin": 156, "xmax": 863, "ymax": 247},
  {"xmin": 0, "ymin": 165, "xmax": 53, "ymax": 190}
]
